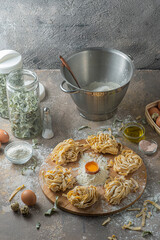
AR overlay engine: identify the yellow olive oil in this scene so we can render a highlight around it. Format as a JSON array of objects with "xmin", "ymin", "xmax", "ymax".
[{"xmin": 123, "ymin": 124, "xmax": 145, "ymax": 142}]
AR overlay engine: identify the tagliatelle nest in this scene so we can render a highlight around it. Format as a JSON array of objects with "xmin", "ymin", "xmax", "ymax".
[
  {"xmin": 66, "ymin": 185, "xmax": 98, "ymax": 208},
  {"xmin": 51, "ymin": 139, "xmax": 89, "ymax": 165},
  {"xmin": 86, "ymin": 132, "xmax": 119, "ymax": 155},
  {"xmin": 44, "ymin": 165, "xmax": 76, "ymax": 192},
  {"xmin": 104, "ymin": 176, "xmax": 139, "ymax": 205},
  {"xmin": 113, "ymin": 149, "xmax": 142, "ymax": 176}
]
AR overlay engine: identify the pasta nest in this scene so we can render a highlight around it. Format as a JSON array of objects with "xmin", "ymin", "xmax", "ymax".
[
  {"xmin": 45, "ymin": 165, "xmax": 76, "ymax": 192},
  {"xmin": 86, "ymin": 132, "xmax": 119, "ymax": 155},
  {"xmin": 113, "ymin": 149, "xmax": 142, "ymax": 176},
  {"xmin": 104, "ymin": 176, "xmax": 139, "ymax": 205},
  {"xmin": 67, "ymin": 185, "xmax": 98, "ymax": 208},
  {"xmin": 51, "ymin": 139, "xmax": 89, "ymax": 165}
]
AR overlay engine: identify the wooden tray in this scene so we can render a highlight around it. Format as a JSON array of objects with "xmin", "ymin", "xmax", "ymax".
[
  {"xmin": 39, "ymin": 140, "xmax": 147, "ymax": 216},
  {"xmin": 145, "ymin": 100, "xmax": 160, "ymax": 135}
]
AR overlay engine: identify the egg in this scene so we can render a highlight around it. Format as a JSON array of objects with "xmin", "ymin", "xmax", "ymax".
[
  {"xmin": 158, "ymin": 102, "xmax": 160, "ymax": 110},
  {"xmin": 21, "ymin": 190, "xmax": 36, "ymax": 206},
  {"xmin": 156, "ymin": 116, "xmax": 160, "ymax": 127},
  {"xmin": 0, "ymin": 129, "xmax": 9, "ymax": 143},
  {"xmin": 148, "ymin": 107, "xmax": 160, "ymax": 116}
]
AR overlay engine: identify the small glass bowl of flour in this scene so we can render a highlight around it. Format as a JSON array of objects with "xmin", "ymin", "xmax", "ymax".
[{"xmin": 5, "ymin": 141, "xmax": 33, "ymax": 164}]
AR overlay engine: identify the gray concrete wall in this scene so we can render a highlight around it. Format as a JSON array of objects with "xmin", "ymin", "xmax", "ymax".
[{"xmin": 0, "ymin": 0, "xmax": 160, "ymax": 69}]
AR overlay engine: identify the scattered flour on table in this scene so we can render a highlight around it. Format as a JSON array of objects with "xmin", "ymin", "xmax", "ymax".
[
  {"xmin": 76, "ymin": 152, "xmax": 109, "ymax": 186},
  {"xmin": 70, "ymin": 114, "xmax": 135, "ymax": 141},
  {"xmin": 0, "ymin": 144, "xmax": 53, "ymax": 213},
  {"xmin": 2, "ymin": 205, "xmax": 11, "ymax": 213}
]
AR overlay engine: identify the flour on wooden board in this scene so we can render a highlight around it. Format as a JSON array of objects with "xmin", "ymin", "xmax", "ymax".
[{"xmin": 76, "ymin": 152, "xmax": 109, "ymax": 186}]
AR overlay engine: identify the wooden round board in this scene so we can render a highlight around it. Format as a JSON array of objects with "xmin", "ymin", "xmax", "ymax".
[{"xmin": 39, "ymin": 140, "xmax": 147, "ymax": 216}]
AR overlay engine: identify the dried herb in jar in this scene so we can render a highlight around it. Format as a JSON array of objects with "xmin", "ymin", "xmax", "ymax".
[
  {"xmin": 8, "ymin": 91, "xmax": 41, "ymax": 138},
  {"xmin": 0, "ymin": 74, "xmax": 9, "ymax": 118},
  {"xmin": 7, "ymin": 69, "xmax": 41, "ymax": 139}
]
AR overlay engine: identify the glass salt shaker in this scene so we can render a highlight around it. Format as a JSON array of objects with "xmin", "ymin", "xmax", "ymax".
[
  {"xmin": 6, "ymin": 69, "xmax": 42, "ymax": 139},
  {"xmin": 0, "ymin": 50, "xmax": 22, "ymax": 118},
  {"xmin": 42, "ymin": 107, "xmax": 54, "ymax": 139}
]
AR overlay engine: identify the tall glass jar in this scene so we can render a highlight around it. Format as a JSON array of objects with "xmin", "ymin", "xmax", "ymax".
[
  {"xmin": 0, "ymin": 50, "xmax": 22, "ymax": 118},
  {"xmin": 6, "ymin": 69, "xmax": 42, "ymax": 139}
]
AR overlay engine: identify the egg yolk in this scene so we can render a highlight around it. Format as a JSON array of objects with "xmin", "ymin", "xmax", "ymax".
[{"xmin": 85, "ymin": 161, "xmax": 99, "ymax": 174}]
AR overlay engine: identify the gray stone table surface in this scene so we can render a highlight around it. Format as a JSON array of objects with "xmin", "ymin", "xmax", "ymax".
[{"xmin": 0, "ymin": 70, "xmax": 160, "ymax": 240}]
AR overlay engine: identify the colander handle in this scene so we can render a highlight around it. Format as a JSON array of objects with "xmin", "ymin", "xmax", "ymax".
[{"xmin": 60, "ymin": 81, "xmax": 80, "ymax": 94}]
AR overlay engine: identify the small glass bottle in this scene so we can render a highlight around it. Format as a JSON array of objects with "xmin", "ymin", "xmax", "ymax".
[
  {"xmin": 0, "ymin": 50, "xmax": 22, "ymax": 118},
  {"xmin": 42, "ymin": 107, "xmax": 54, "ymax": 139},
  {"xmin": 6, "ymin": 69, "xmax": 42, "ymax": 139}
]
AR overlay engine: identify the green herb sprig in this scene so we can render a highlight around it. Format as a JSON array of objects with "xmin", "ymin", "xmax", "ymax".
[
  {"xmin": 44, "ymin": 196, "xmax": 59, "ymax": 216},
  {"xmin": 36, "ymin": 222, "xmax": 41, "ymax": 230},
  {"xmin": 21, "ymin": 156, "xmax": 37, "ymax": 175},
  {"xmin": 78, "ymin": 126, "xmax": 91, "ymax": 131},
  {"xmin": 101, "ymin": 128, "xmax": 108, "ymax": 132},
  {"xmin": 32, "ymin": 139, "xmax": 39, "ymax": 149},
  {"xmin": 142, "ymin": 231, "xmax": 152, "ymax": 237},
  {"xmin": 141, "ymin": 118, "xmax": 147, "ymax": 125}
]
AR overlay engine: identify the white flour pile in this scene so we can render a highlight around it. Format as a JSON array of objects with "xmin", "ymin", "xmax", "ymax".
[
  {"xmin": 84, "ymin": 81, "xmax": 120, "ymax": 92},
  {"xmin": 76, "ymin": 152, "xmax": 109, "ymax": 186}
]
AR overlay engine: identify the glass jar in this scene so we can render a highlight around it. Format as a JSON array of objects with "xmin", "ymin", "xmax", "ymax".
[
  {"xmin": 6, "ymin": 69, "xmax": 42, "ymax": 139},
  {"xmin": 0, "ymin": 73, "xmax": 8, "ymax": 118},
  {"xmin": 0, "ymin": 50, "xmax": 22, "ymax": 118}
]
